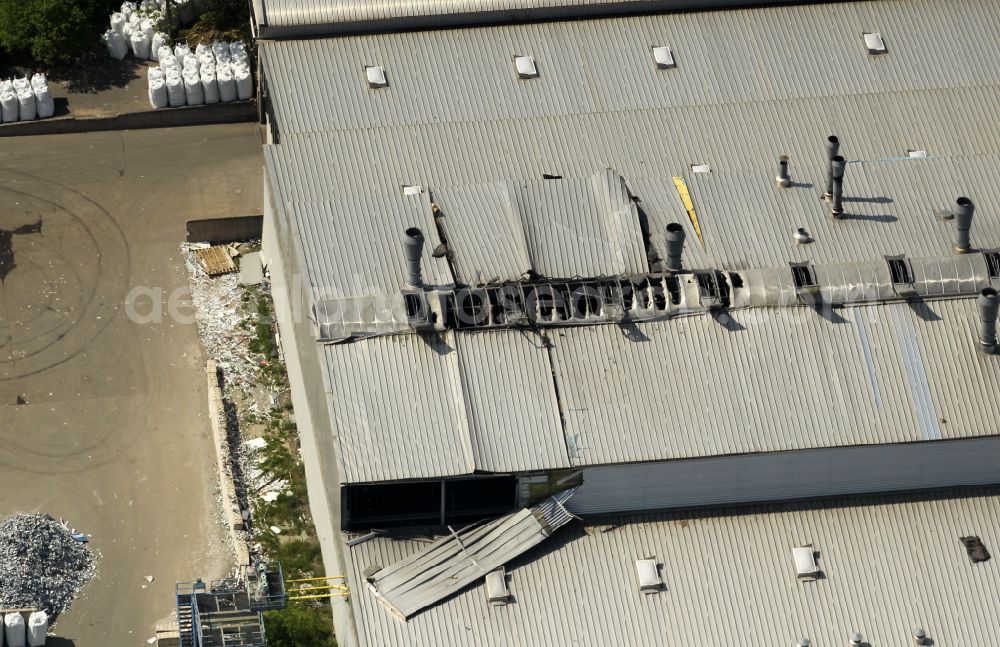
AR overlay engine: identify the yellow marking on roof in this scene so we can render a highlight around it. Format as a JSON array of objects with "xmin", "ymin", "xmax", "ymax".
[{"xmin": 672, "ymin": 176, "xmax": 704, "ymax": 247}]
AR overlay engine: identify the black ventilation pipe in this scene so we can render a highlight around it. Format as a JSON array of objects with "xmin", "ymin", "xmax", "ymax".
[
  {"xmin": 402, "ymin": 227, "xmax": 425, "ymax": 287},
  {"xmin": 824, "ymin": 135, "xmax": 840, "ymax": 198},
  {"xmin": 830, "ymin": 155, "xmax": 846, "ymax": 218},
  {"xmin": 664, "ymin": 223, "xmax": 685, "ymax": 272},
  {"xmin": 953, "ymin": 196, "xmax": 974, "ymax": 253}
]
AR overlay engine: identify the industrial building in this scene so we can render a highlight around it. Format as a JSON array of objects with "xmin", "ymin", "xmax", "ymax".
[{"xmin": 254, "ymin": 0, "xmax": 1000, "ymax": 644}]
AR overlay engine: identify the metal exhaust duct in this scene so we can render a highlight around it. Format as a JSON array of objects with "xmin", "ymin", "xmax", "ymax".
[
  {"xmin": 776, "ymin": 155, "xmax": 791, "ymax": 188},
  {"xmin": 664, "ymin": 223, "xmax": 685, "ymax": 272},
  {"xmin": 402, "ymin": 227, "xmax": 425, "ymax": 287},
  {"xmin": 850, "ymin": 632, "xmax": 863, "ymax": 647},
  {"xmin": 953, "ymin": 196, "xmax": 974, "ymax": 253},
  {"xmin": 824, "ymin": 135, "xmax": 840, "ymax": 198},
  {"xmin": 830, "ymin": 155, "xmax": 847, "ymax": 218},
  {"xmin": 978, "ymin": 287, "xmax": 999, "ymax": 353},
  {"xmin": 912, "ymin": 629, "xmax": 928, "ymax": 646}
]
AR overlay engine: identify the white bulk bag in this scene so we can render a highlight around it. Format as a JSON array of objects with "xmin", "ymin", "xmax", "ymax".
[
  {"xmin": 141, "ymin": 18, "xmax": 155, "ymax": 37},
  {"xmin": 182, "ymin": 53, "xmax": 200, "ymax": 73},
  {"xmin": 183, "ymin": 68, "xmax": 203, "ymax": 105},
  {"xmin": 1, "ymin": 88, "xmax": 18, "ymax": 123},
  {"xmin": 26, "ymin": 611, "xmax": 47, "ymax": 647},
  {"xmin": 151, "ymin": 32, "xmax": 169, "ymax": 61},
  {"xmin": 148, "ymin": 77, "xmax": 167, "ymax": 108},
  {"xmin": 160, "ymin": 54, "xmax": 180, "ymax": 74},
  {"xmin": 30, "ymin": 73, "xmax": 46, "ymax": 89},
  {"xmin": 156, "ymin": 45, "xmax": 173, "ymax": 63},
  {"xmin": 105, "ymin": 30, "xmax": 128, "ymax": 59},
  {"xmin": 216, "ymin": 64, "xmax": 236, "ymax": 103},
  {"xmin": 131, "ymin": 31, "xmax": 151, "ymax": 60},
  {"xmin": 34, "ymin": 85, "xmax": 54, "ymax": 118},
  {"xmin": 5, "ymin": 613, "xmax": 26, "ymax": 647},
  {"xmin": 111, "ymin": 11, "xmax": 126, "ymax": 34},
  {"xmin": 12, "ymin": 76, "xmax": 29, "ymax": 92},
  {"xmin": 200, "ymin": 64, "xmax": 219, "ymax": 104},
  {"xmin": 121, "ymin": 1, "xmax": 137, "ymax": 17},
  {"xmin": 212, "ymin": 40, "xmax": 231, "ymax": 64},
  {"xmin": 17, "ymin": 87, "xmax": 36, "ymax": 120},
  {"xmin": 174, "ymin": 43, "xmax": 191, "ymax": 68},
  {"xmin": 234, "ymin": 65, "xmax": 253, "ymax": 101},
  {"xmin": 165, "ymin": 70, "xmax": 185, "ymax": 107}
]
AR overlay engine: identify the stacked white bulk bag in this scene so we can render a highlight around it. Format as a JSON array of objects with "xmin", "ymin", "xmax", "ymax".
[
  {"xmin": 230, "ymin": 41, "xmax": 249, "ymax": 67},
  {"xmin": 212, "ymin": 41, "xmax": 231, "ymax": 65},
  {"xmin": 5, "ymin": 613, "xmax": 25, "ymax": 647},
  {"xmin": 174, "ymin": 43, "xmax": 191, "ymax": 68},
  {"xmin": 165, "ymin": 69, "xmax": 186, "ymax": 107},
  {"xmin": 32, "ymin": 78, "xmax": 54, "ymax": 119},
  {"xmin": 0, "ymin": 81, "xmax": 17, "ymax": 122},
  {"xmin": 216, "ymin": 63, "xmax": 237, "ymax": 103},
  {"xmin": 26, "ymin": 611, "xmax": 47, "ymax": 647},
  {"xmin": 111, "ymin": 12, "xmax": 126, "ymax": 35},
  {"xmin": 234, "ymin": 65, "xmax": 253, "ymax": 101},
  {"xmin": 200, "ymin": 63, "xmax": 219, "ymax": 104},
  {"xmin": 16, "ymin": 86, "xmax": 36, "ymax": 120},
  {"xmin": 151, "ymin": 32, "xmax": 169, "ymax": 61},
  {"xmin": 156, "ymin": 45, "xmax": 173, "ymax": 63},
  {"xmin": 148, "ymin": 67, "xmax": 168, "ymax": 108},
  {"xmin": 183, "ymin": 68, "xmax": 204, "ymax": 105},
  {"xmin": 196, "ymin": 43, "xmax": 214, "ymax": 68},
  {"xmin": 130, "ymin": 30, "xmax": 150, "ymax": 59},
  {"xmin": 182, "ymin": 52, "xmax": 200, "ymax": 74},
  {"xmin": 105, "ymin": 29, "xmax": 128, "ymax": 59}
]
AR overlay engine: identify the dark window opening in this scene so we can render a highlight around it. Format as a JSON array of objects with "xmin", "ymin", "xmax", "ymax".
[
  {"xmin": 648, "ymin": 276, "xmax": 667, "ymax": 310},
  {"xmin": 729, "ymin": 272, "xmax": 745, "ymax": 289},
  {"xmin": 887, "ymin": 257, "xmax": 913, "ymax": 285},
  {"xmin": 445, "ymin": 476, "xmax": 517, "ymax": 524},
  {"xmin": 961, "ymin": 536, "xmax": 991, "ymax": 563},
  {"xmin": 343, "ymin": 477, "xmax": 517, "ymax": 531},
  {"xmin": 404, "ymin": 293, "xmax": 425, "ymax": 319},
  {"xmin": 791, "ymin": 263, "xmax": 817, "ymax": 289},
  {"xmin": 344, "ymin": 481, "xmax": 441, "ymax": 530},
  {"xmin": 984, "ymin": 251, "xmax": 1000, "ymax": 279},
  {"xmin": 665, "ymin": 275, "xmax": 682, "ymax": 305}
]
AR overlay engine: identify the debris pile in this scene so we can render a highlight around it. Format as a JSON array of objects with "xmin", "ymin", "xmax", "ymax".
[
  {"xmin": 0, "ymin": 515, "xmax": 96, "ymax": 617},
  {"xmin": 183, "ymin": 243, "xmax": 261, "ymax": 394}
]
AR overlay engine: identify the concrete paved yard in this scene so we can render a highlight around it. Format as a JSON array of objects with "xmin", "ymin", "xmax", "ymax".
[{"xmin": 0, "ymin": 124, "xmax": 263, "ymax": 645}]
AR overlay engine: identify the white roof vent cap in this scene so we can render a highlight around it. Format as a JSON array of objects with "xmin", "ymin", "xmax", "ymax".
[
  {"xmin": 634, "ymin": 557, "xmax": 664, "ymax": 593},
  {"xmin": 863, "ymin": 32, "xmax": 887, "ymax": 54},
  {"xmin": 365, "ymin": 65, "xmax": 388, "ymax": 88},
  {"xmin": 652, "ymin": 45, "xmax": 676, "ymax": 69},
  {"xmin": 514, "ymin": 55, "xmax": 538, "ymax": 79},
  {"xmin": 793, "ymin": 545, "xmax": 821, "ymax": 580}
]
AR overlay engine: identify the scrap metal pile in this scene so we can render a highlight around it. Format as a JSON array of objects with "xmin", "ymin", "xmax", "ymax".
[{"xmin": 0, "ymin": 515, "xmax": 96, "ymax": 617}]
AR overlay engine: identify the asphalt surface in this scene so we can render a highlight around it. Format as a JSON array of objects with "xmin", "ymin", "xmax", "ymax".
[{"xmin": 0, "ymin": 123, "xmax": 263, "ymax": 645}]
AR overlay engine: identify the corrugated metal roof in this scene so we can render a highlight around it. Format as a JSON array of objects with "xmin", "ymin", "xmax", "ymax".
[
  {"xmin": 346, "ymin": 489, "xmax": 1000, "ymax": 646},
  {"xmin": 255, "ymin": 0, "xmax": 808, "ymax": 37},
  {"xmin": 322, "ymin": 332, "xmax": 476, "ymax": 483},
  {"xmin": 260, "ymin": 1, "xmax": 1000, "ymax": 135},
  {"xmin": 322, "ymin": 329, "xmax": 567, "ymax": 483},
  {"xmin": 291, "ymin": 197, "xmax": 453, "ymax": 302},
  {"xmin": 435, "ymin": 169, "xmax": 647, "ymax": 282},
  {"xmin": 323, "ymin": 297, "xmax": 1000, "ymax": 482},
  {"xmin": 550, "ymin": 298, "xmax": 1000, "ymax": 466}
]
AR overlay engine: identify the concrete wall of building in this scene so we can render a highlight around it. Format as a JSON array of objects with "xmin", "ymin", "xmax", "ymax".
[
  {"xmin": 186, "ymin": 215, "xmax": 263, "ymax": 243},
  {"xmin": 261, "ymin": 171, "xmax": 361, "ymax": 647},
  {"xmin": 568, "ymin": 437, "xmax": 1000, "ymax": 516}
]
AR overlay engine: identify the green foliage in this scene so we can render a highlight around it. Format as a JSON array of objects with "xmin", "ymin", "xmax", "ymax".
[
  {"xmin": 0, "ymin": 0, "xmax": 117, "ymax": 65},
  {"xmin": 263, "ymin": 604, "xmax": 336, "ymax": 647},
  {"xmin": 273, "ymin": 539, "xmax": 323, "ymax": 580}
]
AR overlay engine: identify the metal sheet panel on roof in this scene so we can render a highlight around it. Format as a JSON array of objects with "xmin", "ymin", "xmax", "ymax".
[
  {"xmin": 290, "ymin": 197, "xmax": 453, "ymax": 302},
  {"xmin": 549, "ymin": 298, "xmax": 1000, "ymax": 467},
  {"xmin": 322, "ymin": 332, "xmax": 476, "ymax": 483},
  {"xmin": 323, "ymin": 329, "xmax": 569, "ymax": 482},
  {"xmin": 345, "ymin": 489, "xmax": 1000, "ymax": 646},
  {"xmin": 454, "ymin": 331, "xmax": 569, "ymax": 473}
]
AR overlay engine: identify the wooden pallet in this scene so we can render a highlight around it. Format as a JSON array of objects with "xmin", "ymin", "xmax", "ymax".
[{"xmin": 196, "ymin": 246, "xmax": 238, "ymax": 276}]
